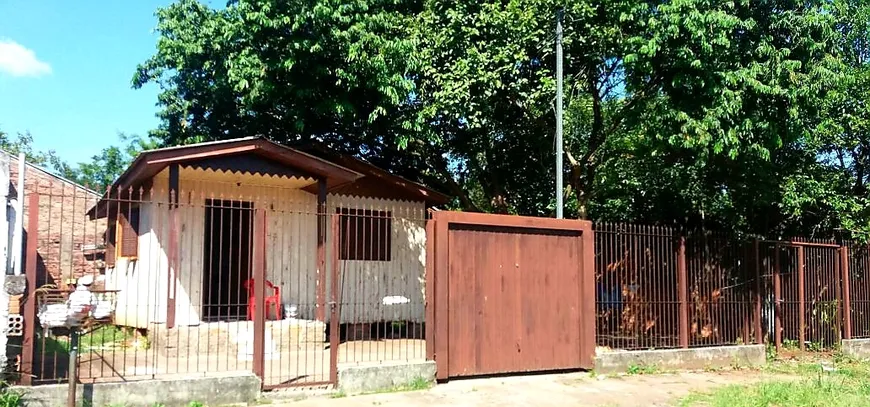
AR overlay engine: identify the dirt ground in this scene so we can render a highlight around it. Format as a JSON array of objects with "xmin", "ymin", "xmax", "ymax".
[{"xmin": 271, "ymin": 370, "xmax": 782, "ymax": 407}]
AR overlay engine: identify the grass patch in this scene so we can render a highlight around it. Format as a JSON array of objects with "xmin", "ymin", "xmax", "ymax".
[
  {"xmin": 680, "ymin": 358, "xmax": 870, "ymax": 406},
  {"xmin": 40, "ymin": 326, "xmax": 138, "ymax": 354},
  {"xmin": 330, "ymin": 390, "xmax": 347, "ymax": 399},
  {"xmin": 41, "ymin": 336, "xmax": 71, "ymax": 354},
  {"xmin": 626, "ymin": 363, "xmax": 660, "ymax": 375},
  {"xmin": 79, "ymin": 326, "xmax": 137, "ymax": 351},
  {"xmin": 0, "ymin": 383, "xmax": 22, "ymax": 407},
  {"xmin": 363, "ymin": 376, "xmax": 433, "ymax": 395},
  {"xmin": 397, "ymin": 376, "xmax": 433, "ymax": 392}
]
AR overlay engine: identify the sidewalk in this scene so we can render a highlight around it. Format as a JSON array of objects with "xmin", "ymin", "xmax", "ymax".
[{"xmin": 269, "ymin": 369, "xmax": 773, "ymax": 407}]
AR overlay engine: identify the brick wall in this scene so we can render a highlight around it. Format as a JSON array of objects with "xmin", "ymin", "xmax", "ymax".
[{"xmin": 8, "ymin": 154, "xmax": 106, "ymax": 289}]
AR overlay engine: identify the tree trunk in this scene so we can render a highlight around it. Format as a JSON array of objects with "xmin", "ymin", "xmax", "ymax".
[{"xmin": 566, "ymin": 68, "xmax": 606, "ymax": 220}]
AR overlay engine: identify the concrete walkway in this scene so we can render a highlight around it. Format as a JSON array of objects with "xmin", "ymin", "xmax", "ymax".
[{"xmin": 272, "ymin": 370, "xmax": 777, "ymax": 407}]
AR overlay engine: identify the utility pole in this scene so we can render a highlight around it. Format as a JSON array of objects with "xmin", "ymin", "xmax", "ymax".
[{"xmin": 555, "ymin": 8, "xmax": 564, "ymax": 219}]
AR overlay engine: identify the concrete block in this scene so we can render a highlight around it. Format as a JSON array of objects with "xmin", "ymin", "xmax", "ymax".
[
  {"xmin": 5, "ymin": 275, "xmax": 26, "ymax": 296},
  {"xmin": 594, "ymin": 345, "xmax": 766, "ymax": 374},
  {"xmin": 842, "ymin": 339, "xmax": 870, "ymax": 359},
  {"xmin": 338, "ymin": 361, "xmax": 435, "ymax": 395},
  {"xmin": 13, "ymin": 372, "xmax": 261, "ymax": 407}
]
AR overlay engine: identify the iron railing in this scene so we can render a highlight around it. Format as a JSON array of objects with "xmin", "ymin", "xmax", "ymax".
[
  {"xmin": 595, "ymin": 223, "xmax": 870, "ymax": 352},
  {"xmin": 14, "ymin": 179, "xmax": 426, "ymax": 389}
]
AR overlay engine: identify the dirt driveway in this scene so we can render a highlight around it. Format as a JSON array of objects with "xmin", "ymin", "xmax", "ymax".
[{"xmin": 272, "ymin": 370, "xmax": 778, "ymax": 407}]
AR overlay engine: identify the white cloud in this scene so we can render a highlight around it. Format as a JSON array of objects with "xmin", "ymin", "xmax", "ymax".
[{"xmin": 0, "ymin": 39, "xmax": 51, "ymax": 77}]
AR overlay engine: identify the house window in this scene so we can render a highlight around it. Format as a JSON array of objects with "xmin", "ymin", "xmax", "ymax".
[
  {"xmin": 337, "ymin": 208, "xmax": 392, "ymax": 261},
  {"xmin": 118, "ymin": 206, "xmax": 140, "ymax": 258}
]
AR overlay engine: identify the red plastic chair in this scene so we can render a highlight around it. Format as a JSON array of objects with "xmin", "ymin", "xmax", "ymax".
[{"xmin": 244, "ymin": 279, "xmax": 281, "ymax": 321}]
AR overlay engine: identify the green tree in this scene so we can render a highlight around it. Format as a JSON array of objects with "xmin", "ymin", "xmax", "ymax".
[
  {"xmin": 0, "ymin": 128, "xmax": 155, "ymax": 191},
  {"xmin": 787, "ymin": 0, "xmax": 870, "ymax": 239},
  {"xmin": 416, "ymin": 0, "xmax": 847, "ymax": 235},
  {"xmin": 134, "ymin": 0, "xmax": 422, "ymax": 147},
  {"xmin": 134, "ymin": 0, "xmax": 870, "ymax": 240},
  {"xmin": 0, "ymin": 130, "xmax": 72, "ymax": 175},
  {"xmin": 72, "ymin": 133, "xmax": 158, "ymax": 191}
]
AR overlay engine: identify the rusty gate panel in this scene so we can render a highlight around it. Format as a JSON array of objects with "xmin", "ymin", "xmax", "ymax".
[
  {"xmin": 801, "ymin": 244, "xmax": 842, "ymax": 348},
  {"xmin": 759, "ymin": 240, "xmax": 843, "ymax": 351},
  {"xmin": 430, "ymin": 212, "xmax": 594, "ymax": 379},
  {"xmin": 849, "ymin": 244, "xmax": 870, "ymax": 339}
]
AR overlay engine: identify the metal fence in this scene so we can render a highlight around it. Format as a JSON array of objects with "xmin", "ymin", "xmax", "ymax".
[
  {"xmin": 18, "ymin": 175, "xmax": 870, "ymax": 389},
  {"xmin": 849, "ymin": 244, "xmax": 870, "ymax": 339},
  {"xmin": 13, "ymin": 180, "xmax": 426, "ymax": 389},
  {"xmin": 595, "ymin": 223, "xmax": 870, "ymax": 352}
]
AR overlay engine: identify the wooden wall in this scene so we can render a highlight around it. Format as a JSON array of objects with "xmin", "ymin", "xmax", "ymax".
[{"xmin": 108, "ymin": 167, "xmax": 426, "ymax": 328}]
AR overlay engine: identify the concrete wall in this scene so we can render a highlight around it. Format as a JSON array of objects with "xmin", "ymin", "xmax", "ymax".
[
  {"xmin": 338, "ymin": 361, "xmax": 435, "ymax": 395},
  {"xmin": 594, "ymin": 345, "xmax": 766, "ymax": 374},
  {"xmin": 108, "ymin": 167, "xmax": 427, "ymax": 328},
  {"xmin": 842, "ymin": 339, "xmax": 870, "ymax": 359},
  {"xmin": 14, "ymin": 373, "xmax": 261, "ymax": 407}
]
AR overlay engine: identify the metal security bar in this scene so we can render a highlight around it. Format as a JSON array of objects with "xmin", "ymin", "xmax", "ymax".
[
  {"xmin": 594, "ymin": 224, "xmax": 865, "ymax": 352},
  {"xmin": 15, "ymin": 178, "xmax": 427, "ymax": 390}
]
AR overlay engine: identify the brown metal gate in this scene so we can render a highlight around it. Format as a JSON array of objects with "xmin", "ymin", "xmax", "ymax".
[
  {"xmin": 765, "ymin": 241, "xmax": 846, "ymax": 351},
  {"xmin": 427, "ymin": 212, "xmax": 595, "ymax": 380}
]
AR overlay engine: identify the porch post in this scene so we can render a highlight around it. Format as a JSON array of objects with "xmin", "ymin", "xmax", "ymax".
[
  {"xmin": 167, "ymin": 164, "xmax": 179, "ymax": 329},
  {"xmin": 316, "ymin": 178, "xmax": 327, "ymax": 322}
]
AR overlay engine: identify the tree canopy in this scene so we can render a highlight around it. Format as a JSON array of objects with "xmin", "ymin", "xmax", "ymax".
[
  {"xmin": 18, "ymin": 0, "xmax": 862, "ymax": 240},
  {"xmin": 0, "ymin": 129, "xmax": 154, "ymax": 192}
]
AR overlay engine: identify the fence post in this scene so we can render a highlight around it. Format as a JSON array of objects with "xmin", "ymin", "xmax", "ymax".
[
  {"xmin": 252, "ymin": 209, "xmax": 266, "ymax": 384},
  {"xmin": 774, "ymin": 244, "xmax": 782, "ymax": 353},
  {"xmin": 753, "ymin": 239, "xmax": 763, "ymax": 344},
  {"xmin": 841, "ymin": 246, "xmax": 852, "ymax": 340},
  {"xmin": 425, "ymin": 218, "xmax": 436, "ymax": 361},
  {"xmin": 433, "ymin": 212, "xmax": 450, "ymax": 380},
  {"xmin": 329, "ymin": 215, "xmax": 340, "ymax": 385},
  {"xmin": 20, "ymin": 193, "xmax": 39, "ymax": 385},
  {"xmin": 798, "ymin": 246, "xmax": 805, "ymax": 351},
  {"xmin": 580, "ymin": 221, "xmax": 596, "ymax": 367},
  {"xmin": 677, "ymin": 235, "xmax": 689, "ymax": 348}
]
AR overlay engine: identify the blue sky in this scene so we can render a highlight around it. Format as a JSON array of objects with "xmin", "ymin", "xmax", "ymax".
[{"xmin": 0, "ymin": 0, "xmax": 174, "ymax": 164}]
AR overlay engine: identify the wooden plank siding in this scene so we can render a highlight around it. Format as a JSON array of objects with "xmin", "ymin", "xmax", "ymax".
[{"xmin": 106, "ymin": 167, "xmax": 427, "ymax": 328}]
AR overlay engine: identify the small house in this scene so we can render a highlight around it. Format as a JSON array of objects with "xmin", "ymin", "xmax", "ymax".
[{"xmin": 87, "ymin": 138, "xmax": 447, "ymax": 331}]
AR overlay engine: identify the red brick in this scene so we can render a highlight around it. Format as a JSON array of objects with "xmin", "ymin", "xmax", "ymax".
[{"xmin": 10, "ymin": 158, "xmax": 106, "ymax": 290}]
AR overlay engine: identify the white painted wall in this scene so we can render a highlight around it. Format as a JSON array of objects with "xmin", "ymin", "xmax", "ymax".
[
  {"xmin": 326, "ymin": 195, "xmax": 427, "ymax": 324},
  {"xmin": 107, "ymin": 190, "xmax": 171, "ymax": 329},
  {"xmin": 108, "ymin": 168, "xmax": 427, "ymax": 328}
]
